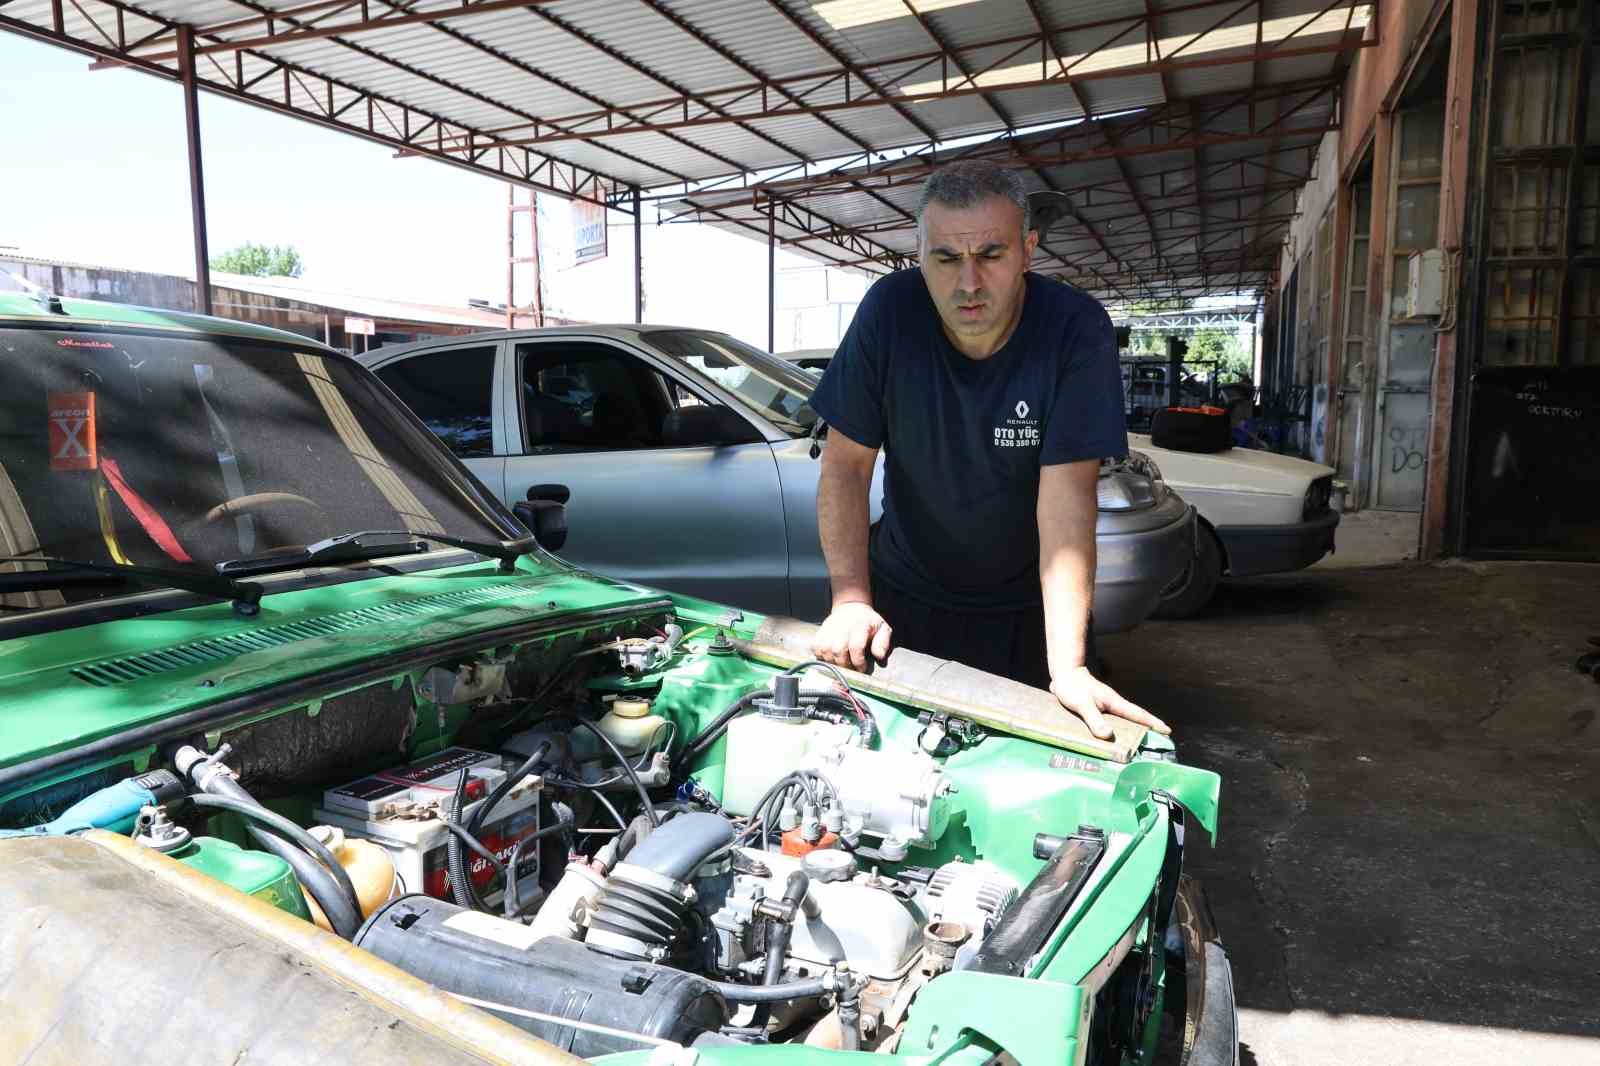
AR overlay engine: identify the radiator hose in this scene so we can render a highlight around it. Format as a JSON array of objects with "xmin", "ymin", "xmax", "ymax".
[{"xmin": 175, "ymin": 745, "xmax": 363, "ymax": 939}]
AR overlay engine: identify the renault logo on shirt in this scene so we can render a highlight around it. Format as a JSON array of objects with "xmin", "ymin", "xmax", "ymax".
[{"xmin": 994, "ymin": 399, "xmax": 1041, "ymax": 449}]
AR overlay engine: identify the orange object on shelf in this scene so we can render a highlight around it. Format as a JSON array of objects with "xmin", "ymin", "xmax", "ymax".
[
  {"xmin": 780, "ymin": 828, "xmax": 840, "ymax": 857},
  {"xmin": 1166, "ymin": 404, "xmax": 1227, "ymax": 416}
]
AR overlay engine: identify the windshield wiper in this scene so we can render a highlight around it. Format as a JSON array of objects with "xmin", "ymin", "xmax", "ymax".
[
  {"xmin": 0, "ymin": 556, "xmax": 263, "ymax": 616},
  {"xmin": 216, "ymin": 529, "xmax": 530, "ymax": 578}
]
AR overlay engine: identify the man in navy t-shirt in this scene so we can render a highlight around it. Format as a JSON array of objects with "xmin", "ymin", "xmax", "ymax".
[{"xmin": 807, "ymin": 160, "xmax": 1168, "ymax": 740}]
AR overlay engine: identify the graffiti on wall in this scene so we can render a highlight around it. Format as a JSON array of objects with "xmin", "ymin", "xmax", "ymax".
[{"xmin": 1387, "ymin": 424, "xmax": 1427, "ymax": 475}]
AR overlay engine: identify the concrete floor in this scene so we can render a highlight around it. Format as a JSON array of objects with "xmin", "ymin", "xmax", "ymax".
[
  {"xmin": 1313, "ymin": 509, "xmax": 1419, "ymax": 569},
  {"xmin": 1101, "ymin": 559, "xmax": 1600, "ymax": 1065}
]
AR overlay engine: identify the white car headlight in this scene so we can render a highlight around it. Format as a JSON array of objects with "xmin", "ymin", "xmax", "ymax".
[
  {"xmin": 1097, "ymin": 471, "xmax": 1162, "ymax": 511},
  {"xmin": 1304, "ymin": 475, "xmax": 1333, "ymax": 518}
]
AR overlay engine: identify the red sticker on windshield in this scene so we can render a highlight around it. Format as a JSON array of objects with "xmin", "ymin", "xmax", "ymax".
[{"xmin": 48, "ymin": 391, "xmax": 98, "ymax": 471}]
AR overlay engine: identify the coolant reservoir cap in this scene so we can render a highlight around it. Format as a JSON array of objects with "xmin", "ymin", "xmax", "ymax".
[
  {"xmin": 611, "ymin": 698, "xmax": 652, "ymax": 719},
  {"xmin": 309, "ymin": 825, "xmax": 346, "ymax": 852},
  {"xmin": 801, "ymin": 847, "xmax": 857, "ymax": 884}
]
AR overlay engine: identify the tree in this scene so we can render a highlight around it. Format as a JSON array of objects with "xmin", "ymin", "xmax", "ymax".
[
  {"xmin": 1116, "ymin": 300, "xmax": 1254, "ymax": 382},
  {"xmin": 1187, "ymin": 326, "xmax": 1253, "ymax": 380},
  {"xmin": 210, "ymin": 243, "xmax": 304, "ymax": 278}
]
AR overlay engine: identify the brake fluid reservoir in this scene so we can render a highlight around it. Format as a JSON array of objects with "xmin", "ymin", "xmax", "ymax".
[
  {"xmin": 596, "ymin": 697, "xmax": 668, "ymax": 757},
  {"xmin": 303, "ymin": 825, "xmax": 397, "ymax": 931},
  {"xmin": 173, "ymin": 836, "xmax": 313, "ymax": 921}
]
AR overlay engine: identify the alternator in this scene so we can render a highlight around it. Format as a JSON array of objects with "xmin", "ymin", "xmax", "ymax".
[{"xmin": 923, "ymin": 859, "xmax": 1020, "ymax": 935}]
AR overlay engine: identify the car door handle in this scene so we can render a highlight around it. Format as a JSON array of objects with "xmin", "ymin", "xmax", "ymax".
[{"xmin": 527, "ymin": 483, "xmax": 571, "ymax": 504}]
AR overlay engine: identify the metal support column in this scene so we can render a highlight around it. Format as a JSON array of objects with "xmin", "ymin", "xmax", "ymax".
[
  {"xmin": 507, "ymin": 186, "xmax": 543, "ymax": 329},
  {"xmin": 633, "ymin": 187, "xmax": 643, "ymax": 324},
  {"xmin": 506, "ymin": 184, "xmax": 516, "ymax": 330},
  {"xmin": 767, "ymin": 198, "xmax": 776, "ymax": 352},
  {"xmin": 176, "ymin": 25, "xmax": 212, "ymax": 316},
  {"xmin": 529, "ymin": 190, "xmax": 544, "ymax": 328}
]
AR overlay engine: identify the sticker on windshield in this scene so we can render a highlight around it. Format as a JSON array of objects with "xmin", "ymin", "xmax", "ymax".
[{"xmin": 48, "ymin": 391, "xmax": 98, "ymax": 471}]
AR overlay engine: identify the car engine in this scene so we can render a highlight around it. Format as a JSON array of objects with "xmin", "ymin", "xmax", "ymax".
[{"xmin": 137, "ymin": 637, "xmax": 1030, "ymax": 1056}]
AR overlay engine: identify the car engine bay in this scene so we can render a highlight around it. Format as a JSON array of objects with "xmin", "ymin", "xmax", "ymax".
[{"xmin": 0, "ymin": 602, "xmax": 1211, "ymax": 1062}]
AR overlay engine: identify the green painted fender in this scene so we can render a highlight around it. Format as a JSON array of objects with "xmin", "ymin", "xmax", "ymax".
[
  {"xmin": 1115, "ymin": 759, "xmax": 1222, "ymax": 842},
  {"xmin": 898, "ymin": 971, "xmax": 1085, "ymax": 1066}
]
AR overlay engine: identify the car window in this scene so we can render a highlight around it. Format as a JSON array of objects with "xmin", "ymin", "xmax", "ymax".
[
  {"xmin": 0, "ymin": 326, "xmax": 519, "ymax": 617},
  {"xmin": 374, "ymin": 345, "xmax": 496, "ymax": 457},
  {"xmin": 517, "ymin": 342, "xmax": 680, "ymax": 453},
  {"xmin": 642, "ymin": 329, "xmax": 816, "ymax": 436}
]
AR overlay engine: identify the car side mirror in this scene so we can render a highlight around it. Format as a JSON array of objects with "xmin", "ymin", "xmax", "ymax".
[
  {"xmin": 527, "ymin": 483, "xmax": 571, "ymax": 505},
  {"xmin": 513, "ymin": 495, "xmax": 568, "ymax": 552},
  {"xmin": 661, "ymin": 404, "xmax": 763, "ymax": 447}
]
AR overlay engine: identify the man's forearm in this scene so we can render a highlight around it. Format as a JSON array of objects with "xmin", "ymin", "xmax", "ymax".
[
  {"xmin": 1041, "ymin": 533, "xmax": 1094, "ymax": 676},
  {"xmin": 1038, "ymin": 462, "xmax": 1101, "ymax": 679},
  {"xmin": 817, "ymin": 463, "xmax": 873, "ymax": 607}
]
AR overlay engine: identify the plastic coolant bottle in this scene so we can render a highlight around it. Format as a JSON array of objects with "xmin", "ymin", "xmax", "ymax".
[
  {"xmin": 174, "ymin": 836, "xmax": 312, "ymax": 921},
  {"xmin": 303, "ymin": 825, "xmax": 398, "ymax": 931},
  {"xmin": 720, "ymin": 675, "xmax": 855, "ymax": 816},
  {"xmin": 722, "ymin": 712, "xmax": 817, "ymax": 816}
]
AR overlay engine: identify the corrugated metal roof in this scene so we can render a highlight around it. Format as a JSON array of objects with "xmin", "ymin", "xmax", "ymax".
[
  {"xmin": 663, "ymin": 67, "xmax": 1342, "ymax": 300},
  {"xmin": 1, "ymin": 0, "xmax": 1372, "ymax": 300}
]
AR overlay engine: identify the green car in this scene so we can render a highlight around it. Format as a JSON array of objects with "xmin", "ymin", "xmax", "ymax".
[{"xmin": 0, "ymin": 288, "xmax": 1235, "ymax": 1066}]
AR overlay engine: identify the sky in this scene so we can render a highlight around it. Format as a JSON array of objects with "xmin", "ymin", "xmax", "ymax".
[{"xmin": 0, "ymin": 30, "xmax": 850, "ymax": 349}]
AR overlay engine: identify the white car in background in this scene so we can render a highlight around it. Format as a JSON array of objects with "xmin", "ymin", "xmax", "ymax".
[{"xmin": 1134, "ymin": 432, "xmax": 1339, "ymax": 618}]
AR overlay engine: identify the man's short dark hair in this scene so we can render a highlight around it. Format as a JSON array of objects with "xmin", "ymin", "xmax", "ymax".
[{"xmin": 917, "ymin": 161, "xmax": 1032, "ymax": 242}]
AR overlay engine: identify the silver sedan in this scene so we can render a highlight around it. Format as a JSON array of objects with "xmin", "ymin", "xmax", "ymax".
[{"xmin": 362, "ymin": 326, "xmax": 1194, "ymax": 632}]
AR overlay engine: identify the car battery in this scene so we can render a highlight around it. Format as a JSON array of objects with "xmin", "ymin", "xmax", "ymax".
[{"xmin": 312, "ymin": 747, "xmax": 541, "ymax": 905}]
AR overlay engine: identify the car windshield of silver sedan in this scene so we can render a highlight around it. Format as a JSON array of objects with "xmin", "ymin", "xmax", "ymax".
[
  {"xmin": 642, "ymin": 329, "xmax": 818, "ymax": 435},
  {"xmin": 0, "ymin": 326, "xmax": 517, "ymax": 615}
]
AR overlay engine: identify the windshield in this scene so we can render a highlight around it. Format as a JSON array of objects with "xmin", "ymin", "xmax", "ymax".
[
  {"xmin": 642, "ymin": 329, "xmax": 819, "ymax": 435},
  {"xmin": 0, "ymin": 325, "xmax": 519, "ymax": 617}
]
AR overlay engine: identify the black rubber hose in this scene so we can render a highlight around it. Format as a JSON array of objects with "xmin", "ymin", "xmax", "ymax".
[
  {"xmin": 185, "ymin": 793, "xmax": 362, "ymax": 939},
  {"xmin": 543, "ymin": 714, "xmax": 660, "ymax": 828},
  {"xmin": 750, "ymin": 870, "xmax": 808, "ymax": 1028},
  {"xmin": 446, "ymin": 769, "xmax": 490, "ymax": 912},
  {"xmin": 624, "ymin": 812, "xmax": 736, "ymax": 883},
  {"xmin": 443, "ymin": 740, "xmax": 554, "ymax": 914},
  {"xmin": 615, "ymin": 813, "xmax": 655, "ymax": 863},
  {"xmin": 762, "ymin": 914, "xmax": 794, "ymax": 984},
  {"xmin": 501, "ymin": 810, "xmax": 573, "ymax": 918},
  {"xmin": 704, "ymin": 977, "xmax": 830, "ymax": 1003},
  {"xmin": 545, "ymin": 775, "xmax": 629, "ymax": 830},
  {"xmin": 671, "ymin": 691, "xmax": 762, "ymax": 774},
  {"xmin": 180, "ymin": 767, "xmax": 363, "ymax": 913},
  {"xmin": 470, "ymin": 740, "xmax": 551, "ymax": 836}
]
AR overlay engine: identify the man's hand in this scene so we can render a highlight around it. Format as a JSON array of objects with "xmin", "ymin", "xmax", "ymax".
[
  {"xmin": 1050, "ymin": 666, "xmax": 1170, "ymax": 740},
  {"xmin": 811, "ymin": 600, "xmax": 893, "ymax": 672}
]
